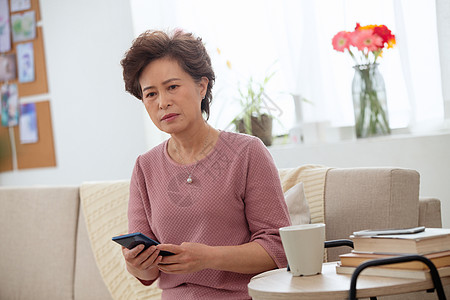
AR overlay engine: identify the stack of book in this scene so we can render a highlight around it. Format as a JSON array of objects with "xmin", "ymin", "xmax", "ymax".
[{"xmin": 336, "ymin": 227, "xmax": 450, "ymax": 279}]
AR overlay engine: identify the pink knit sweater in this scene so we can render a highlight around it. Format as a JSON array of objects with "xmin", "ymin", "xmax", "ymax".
[{"xmin": 128, "ymin": 131, "xmax": 291, "ymax": 299}]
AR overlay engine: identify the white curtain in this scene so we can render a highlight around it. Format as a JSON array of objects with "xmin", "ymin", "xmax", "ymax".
[
  {"xmin": 130, "ymin": 0, "xmax": 444, "ymax": 139},
  {"xmin": 436, "ymin": 0, "xmax": 450, "ymax": 119},
  {"xmin": 392, "ymin": 0, "xmax": 444, "ymax": 131}
]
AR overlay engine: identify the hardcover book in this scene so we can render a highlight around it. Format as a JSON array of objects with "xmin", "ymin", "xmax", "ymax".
[
  {"xmin": 339, "ymin": 250, "xmax": 450, "ymax": 270},
  {"xmin": 350, "ymin": 228, "xmax": 450, "ymax": 255},
  {"xmin": 335, "ymin": 263, "xmax": 450, "ymax": 280}
]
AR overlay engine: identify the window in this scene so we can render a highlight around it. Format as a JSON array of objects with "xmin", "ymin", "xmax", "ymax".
[{"xmin": 130, "ymin": 0, "xmax": 444, "ymax": 139}]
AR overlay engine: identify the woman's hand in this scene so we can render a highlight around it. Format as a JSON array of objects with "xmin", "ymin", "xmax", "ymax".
[
  {"xmin": 157, "ymin": 241, "xmax": 276, "ymax": 275},
  {"xmin": 156, "ymin": 242, "xmax": 215, "ymax": 274},
  {"xmin": 122, "ymin": 244, "xmax": 162, "ymax": 281}
]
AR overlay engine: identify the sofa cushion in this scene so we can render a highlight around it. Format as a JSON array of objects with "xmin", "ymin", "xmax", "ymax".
[
  {"xmin": 278, "ymin": 165, "xmax": 330, "ymax": 224},
  {"xmin": 0, "ymin": 186, "xmax": 79, "ymax": 300},
  {"xmin": 80, "ymin": 181, "xmax": 162, "ymax": 300},
  {"xmin": 74, "ymin": 207, "xmax": 113, "ymax": 300},
  {"xmin": 284, "ymin": 182, "xmax": 310, "ymax": 225},
  {"xmin": 324, "ymin": 168, "xmax": 420, "ymax": 261}
]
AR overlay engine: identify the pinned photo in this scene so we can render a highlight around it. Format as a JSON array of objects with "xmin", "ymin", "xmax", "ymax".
[
  {"xmin": 10, "ymin": 0, "xmax": 31, "ymax": 13},
  {"xmin": 0, "ymin": 0, "xmax": 12, "ymax": 52},
  {"xmin": 1, "ymin": 83, "xmax": 19, "ymax": 127},
  {"xmin": 20, "ymin": 102, "xmax": 38, "ymax": 144},
  {"xmin": 0, "ymin": 54, "xmax": 17, "ymax": 81},
  {"xmin": 17, "ymin": 42, "xmax": 34, "ymax": 83},
  {"xmin": 11, "ymin": 11, "xmax": 36, "ymax": 43}
]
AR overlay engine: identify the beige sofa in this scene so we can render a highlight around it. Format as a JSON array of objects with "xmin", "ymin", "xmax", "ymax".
[{"xmin": 0, "ymin": 167, "xmax": 444, "ymax": 300}]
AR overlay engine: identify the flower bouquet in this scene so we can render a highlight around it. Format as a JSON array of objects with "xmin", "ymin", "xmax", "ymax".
[{"xmin": 332, "ymin": 23, "xmax": 396, "ymax": 138}]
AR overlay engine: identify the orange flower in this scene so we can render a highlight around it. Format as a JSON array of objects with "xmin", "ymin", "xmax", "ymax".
[
  {"xmin": 373, "ymin": 25, "xmax": 396, "ymax": 49},
  {"xmin": 355, "ymin": 23, "xmax": 376, "ymax": 31}
]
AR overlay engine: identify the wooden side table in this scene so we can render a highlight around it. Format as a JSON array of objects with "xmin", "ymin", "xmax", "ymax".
[{"xmin": 248, "ymin": 262, "xmax": 450, "ymax": 299}]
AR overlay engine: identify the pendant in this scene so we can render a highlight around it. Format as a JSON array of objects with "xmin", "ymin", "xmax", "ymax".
[{"xmin": 187, "ymin": 175, "xmax": 193, "ymax": 184}]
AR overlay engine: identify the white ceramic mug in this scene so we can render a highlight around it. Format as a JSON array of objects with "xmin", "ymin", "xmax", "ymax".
[{"xmin": 279, "ymin": 223, "xmax": 325, "ymax": 276}]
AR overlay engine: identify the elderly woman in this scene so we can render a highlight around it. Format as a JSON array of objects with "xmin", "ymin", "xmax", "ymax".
[{"xmin": 120, "ymin": 29, "xmax": 291, "ymax": 299}]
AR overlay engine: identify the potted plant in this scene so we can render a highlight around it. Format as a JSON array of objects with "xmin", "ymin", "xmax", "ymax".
[{"xmin": 232, "ymin": 72, "xmax": 276, "ymax": 146}]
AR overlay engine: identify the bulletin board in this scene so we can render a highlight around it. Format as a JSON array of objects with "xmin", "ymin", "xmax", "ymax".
[
  {"xmin": 17, "ymin": 26, "xmax": 48, "ymax": 96},
  {"xmin": 0, "ymin": 0, "xmax": 56, "ymax": 172},
  {"xmin": 13, "ymin": 100, "xmax": 55, "ymax": 169},
  {"xmin": 8, "ymin": 0, "xmax": 48, "ymax": 96},
  {"xmin": 0, "ymin": 123, "xmax": 13, "ymax": 172}
]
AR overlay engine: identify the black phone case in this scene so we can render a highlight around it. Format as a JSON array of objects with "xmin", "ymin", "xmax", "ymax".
[{"xmin": 112, "ymin": 232, "xmax": 174, "ymax": 256}]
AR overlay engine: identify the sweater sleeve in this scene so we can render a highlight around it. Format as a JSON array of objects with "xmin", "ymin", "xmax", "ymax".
[
  {"xmin": 243, "ymin": 138, "xmax": 291, "ymax": 268},
  {"xmin": 128, "ymin": 156, "xmax": 153, "ymax": 236},
  {"xmin": 128, "ymin": 156, "xmax": 159, "ymax": 286}
]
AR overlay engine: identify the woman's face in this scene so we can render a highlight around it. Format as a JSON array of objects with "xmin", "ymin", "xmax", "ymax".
[{"xmin": 139, "ymin": 57, "xmax": 208, "ymax": 135}]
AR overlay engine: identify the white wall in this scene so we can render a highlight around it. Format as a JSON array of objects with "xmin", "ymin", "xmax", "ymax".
[
  {"xmin": 0, "ymin": 0, "xmax": 148, "ymax": 186},
  {"xmin": 269, "ymin": 132, "xmax": 450, "ymax": 229}
]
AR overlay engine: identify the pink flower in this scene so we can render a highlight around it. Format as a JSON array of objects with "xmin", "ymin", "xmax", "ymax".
[
  {"xmin": 332, "ymin": 23, "xmax": 395, "ymax": 64},
  {"xmin": 352, "ymin": 29, "xmax": 383, "ymax": 52},
  {"xmin": 332, "ymin": 31, "xmax": 351, "ymax": 52}
]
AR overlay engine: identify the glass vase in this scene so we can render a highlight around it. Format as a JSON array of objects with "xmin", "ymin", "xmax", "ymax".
[{"xmin": 352, "ymin": 63, "xmax": 391, "ymax": 138}]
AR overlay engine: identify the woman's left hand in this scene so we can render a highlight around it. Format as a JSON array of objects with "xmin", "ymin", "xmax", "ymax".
[{"xmin": 155, "ymin": 242, "xmax": 215, "ymax": 274}]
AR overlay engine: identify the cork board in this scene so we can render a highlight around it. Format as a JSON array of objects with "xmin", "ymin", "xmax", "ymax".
[
  {"xmin": 0, "ymin": 123, "xmax": 13, "ymax": 172},
  {"xmin": 0, "ymin": 0, "xmax": 55, "ymax": 172},
  {"xmin": 13, "ymin": 100, "xmax": 56, "ymax": 169},
  {"xmin": 16, "ymin": 26, "xmax": 48, "ymax": 97},
  {"xmin": 1, "ymin": 0, "xmax": 48, "ymax": 97}
]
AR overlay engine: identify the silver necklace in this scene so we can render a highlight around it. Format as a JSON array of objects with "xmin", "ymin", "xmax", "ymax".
[{"xmin": 172, "ymin": 125, "xmax": 211, "ymax": 184}]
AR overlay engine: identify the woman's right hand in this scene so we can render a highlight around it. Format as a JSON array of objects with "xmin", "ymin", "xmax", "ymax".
[{"xmin": 122, "ymin": 244, "xmax": 162, "ymax": 281}]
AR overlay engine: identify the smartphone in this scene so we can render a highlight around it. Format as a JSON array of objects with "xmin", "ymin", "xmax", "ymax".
[
  {"xmin": 112, "ymin": 232, "xmax": 174, "ymax": 256},
  {"xmin": 352, "ymin": 226, "xmax": 425, "ymax": 237}
]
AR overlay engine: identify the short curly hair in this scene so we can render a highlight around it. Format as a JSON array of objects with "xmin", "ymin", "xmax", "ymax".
[{"xmin": 121, "ymin": 29, "xmax": 216, "ymax": 119}]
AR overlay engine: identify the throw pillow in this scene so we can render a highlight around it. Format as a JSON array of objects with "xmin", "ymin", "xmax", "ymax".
[{"xmin": 284, "ymin": 181, "xmax": 311, "ymax": 225}]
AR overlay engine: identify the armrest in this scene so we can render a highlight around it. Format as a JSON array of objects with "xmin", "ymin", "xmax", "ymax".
[{"xmin": 419, "ymin": 197, "xmax": 442, "ymax": 228}]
